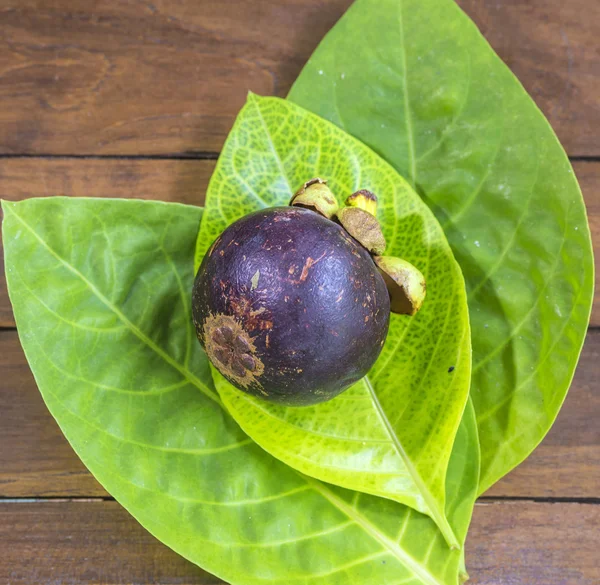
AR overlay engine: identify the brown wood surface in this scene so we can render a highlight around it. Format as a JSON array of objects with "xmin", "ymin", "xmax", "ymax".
[
  {"xmin": 1, "ymin": 0, "xmax": 598, "ymax": 583},
  {"xmin": 1, "ymin": 326, "xmax": 598, "ymax": 499},
  {"xmin": 0, "ymin": 501, "xmax": 216, "ymax": 585},
  {"xmin": 0, "ymin": 0, "xmax": 597, "ymax": 156},
  {"xmin": 1, "ymin": 159, "xmax": 599, "ymax": 327},
  {"xmin": 466, "ymin": 501, "xmax": 600, "ymax": 585},
  {"xmin": 0, "ymin": 0, "xmax": 351, "ymax": 155},
  {"xmin": 1, "ymin": 500, "xmax": 598, "ymax": 585}
]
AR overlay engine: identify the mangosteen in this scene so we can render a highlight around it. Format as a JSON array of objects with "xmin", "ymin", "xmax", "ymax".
[{"xmin": 192, "ymin": 180, "xmax": 426, "ymax": 406}]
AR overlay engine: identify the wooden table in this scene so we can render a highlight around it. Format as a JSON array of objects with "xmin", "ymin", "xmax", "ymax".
[{"xmin": 0, "ymin": 1, "xmax": 598, "ymax": 583}]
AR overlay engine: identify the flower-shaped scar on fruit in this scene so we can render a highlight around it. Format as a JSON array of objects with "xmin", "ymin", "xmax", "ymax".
[{"xmin": 192, "ymin": 179, "xmax": 426, "ymax": 406}]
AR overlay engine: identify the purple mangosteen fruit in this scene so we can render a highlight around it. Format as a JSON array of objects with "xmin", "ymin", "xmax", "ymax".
[{"xmin": 192, "ymin": 179, "xmax": 426, "ymax": 406}]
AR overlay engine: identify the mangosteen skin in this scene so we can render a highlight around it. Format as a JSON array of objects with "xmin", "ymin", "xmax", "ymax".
[{"xmin": 192, "ymin": 206, "xmax": 390, "ymax": 406}]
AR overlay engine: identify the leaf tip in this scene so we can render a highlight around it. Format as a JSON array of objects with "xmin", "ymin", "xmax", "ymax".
[{"xmin": 246, "ymin": 90, "xmax": 259, "ymax": 103}]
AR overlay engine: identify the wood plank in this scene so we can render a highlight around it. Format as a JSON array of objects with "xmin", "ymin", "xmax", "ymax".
[
  {"xmin": 1, "ymin": 327, "xmax": 598, "ymax": 499},
  {"xmin": 0, "ymin": 158, "xmax": 215, "ymax": 206},
  {"xmin": 0, "ymin": 0, "xmax": 597, "ymax": 156},
  {"xmin": 0, "ymin": 0, "xmax": 352, "ymax": 155},
  {"xmin": 0, "ymin": 500, "xmax": 597, "ymax": 584},
  {"xmin": 466, "ymin": 501, "xmax": 600, "ymax": 585},
  {"xmin": 1, "ymin": 159, "xmax": 599, "ymax": 327},
  {"xmin": 0, "ymin": 501, "xmax": 218, "ymax": 585}
]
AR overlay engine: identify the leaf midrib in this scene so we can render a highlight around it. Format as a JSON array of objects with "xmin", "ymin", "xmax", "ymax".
[
  {"xmin": 303, "ymin": 474, "xmax": 446, "ymax": 585},
  {"xmin": 362, "ymin": 375, "xmax": 459, "ymax": 550},
  {"xmin": 397, "ymin": 0, "xmax": 417, "ymax": 186}
]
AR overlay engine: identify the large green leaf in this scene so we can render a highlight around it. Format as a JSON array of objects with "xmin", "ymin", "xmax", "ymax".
[
  {"xmin": 195, "ymin": 94, "xmax": 471, "ymax": 547},
  {"xmin": 3, "ymin": 197, "xmax": 479, "ymax": 585},
  {"xmin": 288, "ymin": 0, "xmax": 594, "ymax": 493}
]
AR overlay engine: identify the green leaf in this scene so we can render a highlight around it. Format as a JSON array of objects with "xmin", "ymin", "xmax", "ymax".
[
  {"xmin": 196, "ymin": 94, "xmax": 471, "ymax": 547},
  {"xmin": 3, "ymin": 196, "xmax": 478, "ymax": 585},
  {"xmin": 288, "ymin": 0, "xmax": 594, "ymax": 493}
]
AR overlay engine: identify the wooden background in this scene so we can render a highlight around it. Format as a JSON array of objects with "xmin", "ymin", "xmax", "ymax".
[{"xmin": 0, "ymin": 0, "xmax": 598, "ymax": 583}]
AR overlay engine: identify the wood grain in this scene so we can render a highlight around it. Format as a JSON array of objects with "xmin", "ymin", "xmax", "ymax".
[
  {"xmin": 1, "ymin": 158, "xmax": 598, "ymax": 327},
  {"xmin": 1, "ymin": 500, "xmax": 597, "ymax": 585},
  {"xmin": 466, "ymin": 501, "xmax": 600, "ymax": 585},
  {"xmin": 0, "ymin": 501, "xmax": 217, "ymax": 585},
  {"xmin": 0, "ymin": 158, "xmax": 216, "ymax": 205},
  {"xmin": 0, "ymin": 0, "xmax": 597, "ymax": 156},
  {"xmin": 0, "ymin": 0, "xmax": 352, "ymax": 155},
  {"xmin": 1, "ymin": 326, "xmax": 598, "ymax": 499}
]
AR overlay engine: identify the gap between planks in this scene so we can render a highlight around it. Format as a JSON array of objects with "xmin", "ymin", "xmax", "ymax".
[
  {"xmin": 0, "ymin": 153, "xmax": 597, "ymax": 162},
  {"xmin": 0, "ymin": 153, "xmax": 220, "ymax": 160},
  {"xmin": 2, "ymin": 495, "xmax": 599, "ymax": 504}
]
